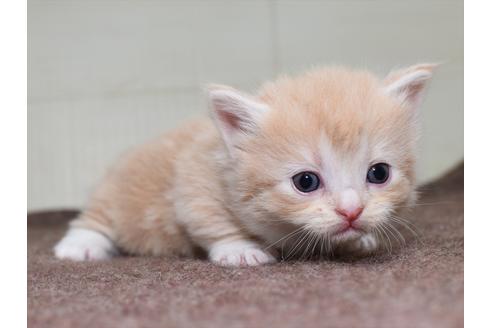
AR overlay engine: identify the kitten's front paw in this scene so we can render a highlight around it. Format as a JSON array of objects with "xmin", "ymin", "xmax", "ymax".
[
  {"xmin": 54, "ymin": 228, "xmax": 117, "ymax": 261},
  {"xmin": 344, "ymin": 233, "xmax": 379, "ymax": 255},
  {"xmin": 209, "ymin": 240, "xmax": 277, "ymax": 267}
]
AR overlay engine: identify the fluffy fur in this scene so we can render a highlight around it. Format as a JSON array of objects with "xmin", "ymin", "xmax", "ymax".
[{"xmin": 54, "ymin": 64, "xmax": 435, "ymax": 266}]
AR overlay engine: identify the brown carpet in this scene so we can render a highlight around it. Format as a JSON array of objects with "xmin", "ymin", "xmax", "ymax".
[{"xmin": 28, "ymin": 163, "xmax": 464, "ymax": 328}]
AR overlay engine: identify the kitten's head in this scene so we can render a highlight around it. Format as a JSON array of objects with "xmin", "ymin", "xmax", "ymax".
[{"xmin": 209, "ymin": 65, "xmax": 435, "ymax": 243}]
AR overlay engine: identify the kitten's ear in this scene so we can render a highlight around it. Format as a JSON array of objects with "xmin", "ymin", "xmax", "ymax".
[
  {"xmin": 207, "ymin": 85, "xmax": 270, "ymax": 152},
  {"xmin": 383, "ymin": 63, "xmax": 437, "ymax": 110}
]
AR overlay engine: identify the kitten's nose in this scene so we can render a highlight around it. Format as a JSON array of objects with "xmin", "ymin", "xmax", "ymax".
[
  {"xmin": 336, "ymin": 188, "xmax": 363, "ymax": 222},
  {"xmin": 335, "ymin": 207, "xmax": 364, "ymax": 222}
]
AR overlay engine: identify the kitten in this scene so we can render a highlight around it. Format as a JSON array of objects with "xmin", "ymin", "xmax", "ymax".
[{"xmin": 54, "ymin": 64, "xmax": 435, "ymax": 266}]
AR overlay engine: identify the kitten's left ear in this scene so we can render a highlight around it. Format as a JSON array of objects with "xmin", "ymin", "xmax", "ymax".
[
  {"xmin": 207, "ymin": 85, "xmax": 270, "ymax": 153},
  {"xmin": 383, "ymin": 63, "xmax": 438, "ymax": 110}
]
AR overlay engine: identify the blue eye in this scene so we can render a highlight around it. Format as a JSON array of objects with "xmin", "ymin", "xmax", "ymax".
[
  {"xmin": 367, "ymin": 163, "xmax": 390, "ymax": 184},
  {"xmin": 292, "ymin": 172, "xmax": 320, "ymax": 193}
]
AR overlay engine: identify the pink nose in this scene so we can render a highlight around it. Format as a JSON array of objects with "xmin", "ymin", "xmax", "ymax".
[{"xmin": 335, "ymin": 207, "xmax": 363, "ymax": 222}]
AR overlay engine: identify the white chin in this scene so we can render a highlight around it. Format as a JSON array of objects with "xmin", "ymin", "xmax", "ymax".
[{"xmin": 331, "ymin": 228, "xmax": 364, "ymax": 242}]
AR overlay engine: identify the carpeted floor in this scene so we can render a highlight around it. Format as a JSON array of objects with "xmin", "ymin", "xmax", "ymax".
[{"xmin": 28, "ymin": 163, "xmax": 464, "ymax": 328}]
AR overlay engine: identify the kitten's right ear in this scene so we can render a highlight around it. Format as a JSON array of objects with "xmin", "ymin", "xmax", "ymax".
[
  {"xmin": 383, "ymin": 63, "xmax": 437, "ymax": 111},
  {"xmin": 207, "ymin": 85, "xmax": 270, "ymax": 153}
]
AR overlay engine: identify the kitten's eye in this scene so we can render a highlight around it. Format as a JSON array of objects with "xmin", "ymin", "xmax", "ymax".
[
  {"xmin": 367, "ymin": 163, "xmax": 390, "ymax": 184},
  {"xmin": 292, "ymin": 172, "xmax": 320, "ymax": 193}
]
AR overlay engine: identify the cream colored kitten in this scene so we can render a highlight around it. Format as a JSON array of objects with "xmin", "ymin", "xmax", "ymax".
[{"xmin": 54, "ymin": 64, "xmax": 435, "ymax": 266}]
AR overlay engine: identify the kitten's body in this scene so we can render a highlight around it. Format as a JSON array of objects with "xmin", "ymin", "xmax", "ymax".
[{"xmin": 55, "ymin": 65, "xmax": 434, "ymax": 266}]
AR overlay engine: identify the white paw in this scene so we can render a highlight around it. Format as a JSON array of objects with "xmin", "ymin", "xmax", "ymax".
[
  {"xmin": 209, "ymin": 240, "xmax": 277, "ymax": 267},
  {"xmin": 54, "ymin": 228, "xmax": 117, "ymax": 261},
  {"xmin": 345, "ymin": 233, "xmax": 379, "ymax": 254}
]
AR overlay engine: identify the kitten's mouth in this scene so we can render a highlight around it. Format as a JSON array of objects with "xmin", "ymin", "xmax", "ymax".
[{"xmin": 332, "ymin": 224, "xmax": 363, "ymax": 237}]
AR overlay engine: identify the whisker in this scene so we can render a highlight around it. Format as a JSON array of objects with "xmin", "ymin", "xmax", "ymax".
[
  {"xmin": 280, "ymin": 229, "xmax": 304, "ymax": 260},
  {"xmin": 263, "ymin": 226, "xmax": 304, "ymax": 251},
  {"xmin": 373, "ymin": 226, "xmax": 389, "ymax": 253},
  {"xmin": 284, "ymin": 229, "xmax": 310, "ymax": 260},
  {"xmin": 377, "ymin": 223, "xmax": 393, "ymax": 253},
  {"xmin": 306, "ymin": 232, "xmax": 319, "ymax": 260},
  {"xmin": 381, "ymin": 221, "xmax": 405, "ymax": 248},
  {"xmin": 301, "ymin": 232, "xmax": 316, "ymax": 261},
  {"xmin": 398, "ymin": 201, "xmax": 455, "ymax": 208},
  {"xmin": 390, "ymin": 214, "xmax": 421, "ymax": 237},
  {"xmin": 320, "ymin": 234, "xmax": 326, "ymax": 258},
  {"xmin": 327, "ymin": 234, "xmax": 334, "ymax": 257},
  {"xmin": 310, "ymin": 234, "xmax": 321, "ymax": 260},
  {"xmin": 390, "ymin": 215, "xmax": 422, "ymax": 233},
  {"xmin": 386, "ymin": 223, "xmax": 406, "ymax": 246},
  {"xmin": 388, "ymin": 210, "xmax": 424, "ymax": 234},
  {"xmin": 388, "ymin": 215, "xmax": 424, "ymax": 246}
]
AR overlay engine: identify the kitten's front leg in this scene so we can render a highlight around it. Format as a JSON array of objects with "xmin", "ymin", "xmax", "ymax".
[
  {"xmin": 177, "ymin": 207, "xmax": 277, "ymax": 266},
  {"xmin": 208, "ymin": 239, "xmax": 277, "ymax": 267},
  {"xmin": 178, "ymin": 209, "xmax": 277, "ymax": 266}
]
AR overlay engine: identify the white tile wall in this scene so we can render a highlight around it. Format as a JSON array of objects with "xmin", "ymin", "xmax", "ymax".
[
  {"xmin": 273, "ymin": 0, "xmax": 464, "ymax": 192},
  {"xmin": 28, "ymin": 0, "xmax": 463, "ymax": 210}
]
